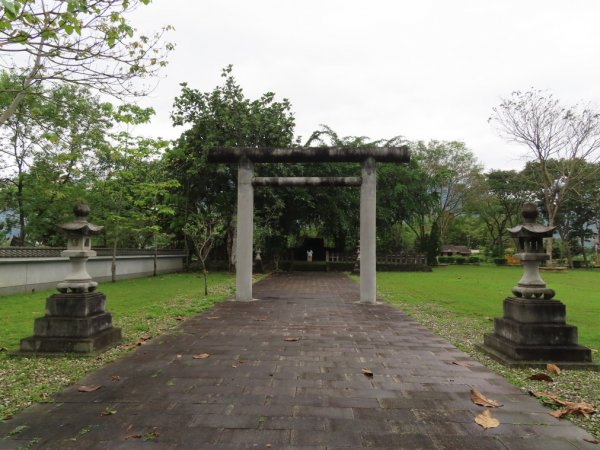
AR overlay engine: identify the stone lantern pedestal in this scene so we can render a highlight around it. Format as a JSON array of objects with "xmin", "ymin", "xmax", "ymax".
[
  {"xmin": 479, "ymin": 204, "xmax": 597, "ymax": 369},
  {"xmin": 20, "ymin": 204, "xmax": 121, "ymax": 354}
]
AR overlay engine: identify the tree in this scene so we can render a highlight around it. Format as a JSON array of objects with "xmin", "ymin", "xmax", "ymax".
[
  {"xmin": 464, "ymin": 170, "xmax": 529, "ymax": 257},
  {"xmin": 168, "ymin": 65, "xmax": 296, "ymax": 270},
  {"xmin": 490, "ymin": 89, "xmax": 600, "ymax": 265},
  {"xmin": 0, "ymin": 0, "xmax": 172, "ymax": 126},
  {"xmin": 183, "ymin": 208, "xmax": 225, "ymax": 295},
  {"xmin": 411, "ymin": 140, "xmax": 482, "ymax": 245},
  {"xmin": 0, "ymin": 77, "xmax": 113, "ymax": 244}
]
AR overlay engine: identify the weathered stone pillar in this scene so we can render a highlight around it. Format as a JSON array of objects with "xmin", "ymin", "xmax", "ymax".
[
  {"xmin": 360, "ymin": 157, "xmax": 377, "ymax": 304},
  {"xmin": 236, "ymin": 156, "xmax": 254, "ymax": 301}
]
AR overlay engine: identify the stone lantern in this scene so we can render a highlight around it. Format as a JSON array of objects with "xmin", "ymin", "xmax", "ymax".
[
  {"xmin": 57, "ymin": 203, "xmax": 102, "ymax": 293},
  {"xmin": 20, "ymin": 203, "xmax": 121, "ymax": 354},
  {"xmin": 508, "ymin": 203, "xmax": 555, "ymax": 300},
  {"xmin": 479, "ymin": 203, "xmax": 597, "ymax": 369}
]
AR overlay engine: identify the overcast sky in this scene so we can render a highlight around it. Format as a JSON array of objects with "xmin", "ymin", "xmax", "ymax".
[{"xmin": 130, "ymin": 0, "xmax": 600, "ymax": 171}]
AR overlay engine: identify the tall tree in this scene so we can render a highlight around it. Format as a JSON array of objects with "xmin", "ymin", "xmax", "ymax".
[
  {"xmin": 411, "ymin": 140, "xmax": 482, "ymax": 244},
  {"xmin": 168, "ymin": 65, "xmax": 296, "ymax": 269},
  {"xmin": 0, "ymin": 0, "xmax": 172, "ymax": 126},
  {"xmin": 464, "ymin": 170, "xmax": 529, "ymax": 257},
  {"xmin": 490, "ymin": 89, "xmax": 600, "ymax": 265}
]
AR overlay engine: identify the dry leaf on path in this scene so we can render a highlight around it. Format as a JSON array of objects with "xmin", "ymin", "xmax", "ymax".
[
  {"xmin": 176, "ymin": 354, "xmax": 182, "ymax": 359},
  {"xmin": 470, "ymin": 388, "xmax": 502, "ymax": 408},
  {"xmin": 125, "ymin": 434, "xmax": 143, "ymax": 440},
  {"xmin": 139, "ymin": 333, "xmax": 152, "ymax": 341},
  {"xmin": 452, "ymin": 361, "xmax": 473, "ymax": 368},
  {"xmin": 78, "ymin": 385, "xmax": 101, "ymax": 393},
  {"xmin": 193, "ymin": 353, "xmax": 210, "ymax": 359},
  {"xmin": 206, "ymin": 316, "xmax": 220, "ymax": 320},
  {"xmin": 584, "ymin": 439, "xmax": 600, "ymax": 444},
  {"xmin": 284, "ymin": 337, "xmax": 300, "ymax": 342},
  {"xmin": 475, "ymin": 410, "xmax": 500, "ymax": 429},
  {"xmin": 547, "ymin": 363, "xmax": 561, "ymax": 374},
  {"xmin": 529, "ymin": 390, "xmax": 562, "ymax": 406},
  {"xmin": 111, "ymin": 375, "xmax": 120, "ymax": 382},
  {"xmin": 174, "ymin": 316, "xmax": 185, "ymax": 321},
  {"xmin": 549, "ymin": 401, "xmax": 596, "ymax": 419},
  {"xmin": 254, "ymin": 318, "xmax": 267, "ymax": 322},
  {"xmin": 361, "ymin": 368, "xmax": 374, "ymax": 378},
  {"xmin": 528, "ymin": 373, "xmax": 554, "ymax": 382},
  {"xmin": 100, "ymin": 407, "xmax": 117, "ymax": 416}
]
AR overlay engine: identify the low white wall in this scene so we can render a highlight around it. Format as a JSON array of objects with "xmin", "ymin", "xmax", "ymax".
[{"xmin": 0, "ymin": 255, "xmax": 185, "ymax": 296}]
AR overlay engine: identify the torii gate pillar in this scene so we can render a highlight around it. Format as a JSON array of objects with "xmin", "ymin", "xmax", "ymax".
[
  {"xmin": 360, "ymin": 157, "xmax": 377, "ymax": 303},
  {"xmin": 236, "ymin": 156, "xmax": 254, "ymax": 302}
]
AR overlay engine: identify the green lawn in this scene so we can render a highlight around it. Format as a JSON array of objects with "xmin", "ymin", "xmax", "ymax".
[
  {"xmin": 376, "ymin": 265, "xmax": 600, "ymax": 353},
  {"xmin": 0, "ymin": 272, "xmax": 235, "ymax": 419}
]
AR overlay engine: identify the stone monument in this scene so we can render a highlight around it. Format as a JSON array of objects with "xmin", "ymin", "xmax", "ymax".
[
  {"xmin": 20, "ymin": 203, "xmax": 122, "ymax": 354},
  {"xmin": 480, "ymin": 203, "xmax": 597, "ymax": 369}
]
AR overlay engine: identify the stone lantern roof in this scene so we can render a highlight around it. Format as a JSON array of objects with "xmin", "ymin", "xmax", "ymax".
[
  {"xmin": 508, "ymin": 203, "xmax": 555, "ymax": 238},
  {"xmin": 58, "ymin": 203, "xmax": 103, "ymax": 235}
]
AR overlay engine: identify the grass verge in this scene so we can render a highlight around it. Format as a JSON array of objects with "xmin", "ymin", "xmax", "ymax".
[
  {"xmin": 0, "ymin": 272, "xmax": 235, "ymax": 421},
  {"xmin": 375, "ymin": 265, "xmax": 600, "ymax": 440}
]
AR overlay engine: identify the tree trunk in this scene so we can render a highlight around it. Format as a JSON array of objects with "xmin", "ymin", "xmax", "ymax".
[
  {"xmin": 153, "ymin": 240, "xmax": 158, "ymax": 277},
  {"xmin": 203, "ymin": 268, "xmax": 208, "ymax": 296},
  {"xmin": 111, "ymin": 229, "xmax": 119, "ymax": 283},
  {"xmin": 581, "ymin": 235, "xmax": 588, "ymax": 267}
]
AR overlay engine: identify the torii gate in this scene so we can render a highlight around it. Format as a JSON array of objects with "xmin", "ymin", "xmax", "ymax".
[{"xmin": 207, "ymin": 147, "xmax": 411, "ymax": 303}]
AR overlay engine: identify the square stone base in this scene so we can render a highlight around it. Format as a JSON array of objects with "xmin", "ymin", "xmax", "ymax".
[
  {"xmin": 476, "ymin": 341, "xmax": 599, "ymax": 371},
  {"xmin": 479, "ymin": 296, "xmax": 598, "ymax": 370},
  {"xmin": 20, "ymin": 327, "xmax": 122, "ymax": 354}
]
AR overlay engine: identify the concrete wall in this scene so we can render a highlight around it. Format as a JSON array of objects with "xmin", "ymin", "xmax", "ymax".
[{"xmin": 0, "ymin": 254, "xmax": 185, "ymax": 296}]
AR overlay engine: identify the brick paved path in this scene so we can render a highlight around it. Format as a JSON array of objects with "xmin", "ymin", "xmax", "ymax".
[{"xmin": 1, "ymin": 272, "xmax": 596, "ymax": 449}]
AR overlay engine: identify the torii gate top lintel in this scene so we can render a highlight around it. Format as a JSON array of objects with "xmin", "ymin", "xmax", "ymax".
[
  {"xmin": 206, "ymin": 147, "xmax": 410, "ymax": 304},
  {"xmin": 207, "ymin": 146, "xmax": 411, "ymax": 164}
]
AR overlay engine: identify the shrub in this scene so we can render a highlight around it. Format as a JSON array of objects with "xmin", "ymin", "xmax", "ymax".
[
  {"xmin": 494, "ymin": 258, "xmax": 507, "ymax": 265},
  {"xmin": 468, "ymin": 256, "xmax": 479, "ymax": 264},
  {"xmin": 446, "ymin": 256, "xmax": 456, "ymax": 264},
  {"xmin": 456, "ymin": 257, "xmax": 466, "ymax": 265},
  {"xmin": 438, "ymin": 256, "xmax": 449, "ymax": 264}
]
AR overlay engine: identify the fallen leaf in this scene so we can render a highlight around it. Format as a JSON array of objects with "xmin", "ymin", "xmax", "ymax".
[
  {"xmin": 100, "ymin": 407, "xmax": 117, "ymax": 416},
  {"xmin": 3, "ymin": 415, "xmax": 13, "ymax": 421},
  {"xmin": 529, "ymin": 390, "xmax": 562, "ymax": 407},
  {"xmin": 254, "ymin": 318, "xmax": 267, "ymax": 322},
  {"xmin": 193, "ymin": 353, "xmax": 210, "ymax": 359},
  {"xmin": 175, "ymin": 316, "xmax": 186, "ymax": 321},
  {"xmin": 284, "ymin": 337, "xmax": 300, "ymax": 342},
  {"xmin": 176, "ymin": 354, "xmax": 182, "ymax": 359},
  {"xmin": 549, "ymin": 401, "xmax": 596, "ymax": 419},
  {"xmin": 452, "ymin": 361, "xmax": 473, "ymax": 368},
  {"xmin": 547, "ymin": 363, "xmax": 561, "ymax": 374},
  {"xmin": 470, "ymin": 388, "xmax": 502, "ymax": 408},
  {"xmin": 125, "ymin": 434, "xmax": 143, "ymax": 440},
  {"xmin": 528, "ymin": 373, "xmax": 554, "ymax": 382},
  {"xmin": 78, "ymin": 385, "xmax": 102, "ymax": 393},
  {"xmin": 361, "ymin": 368, "xmax": 374, "ymax": 378},
  {"xmin": 111, "ymin": 375, "xmax": 121, "ymax": 382},
  {"xmin": 139, "ymin": 332, "xmax": 152, "ymax": 341},
  {"xmin": 475, "ymin": 410, "xmax": 500, "ymax": 429},
  {"xmin": 584, "ymin": 439, "xmax": 600, "ymax": 444},
  {"xmin": 127, "ymin": 424, "xmax": 133, "ymax": 432},
  {"xmin": 206, "ymin": 316, "xmax": 220, "ymax": 320}
]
